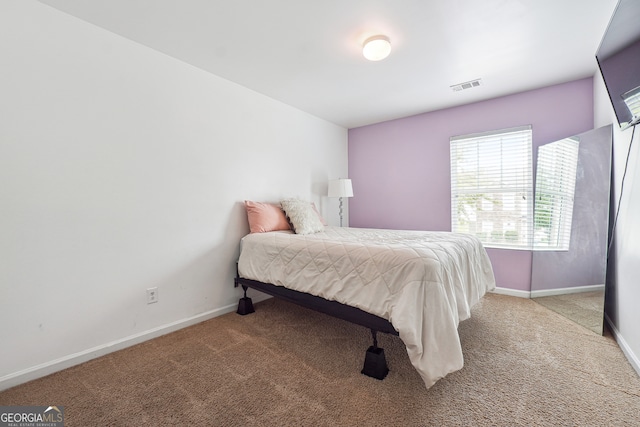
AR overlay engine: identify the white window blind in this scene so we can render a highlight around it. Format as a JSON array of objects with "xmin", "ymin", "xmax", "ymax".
[
  {"xmin": 450, "ymin": 126, "xmax": 533, "ymax": 249},
  {"xmin": 533, "ymin": 137, "xmax": 580, "ymax": 251},
  {"xmin": 623, "ymin": 85, "xmax": 640, "ymax": 122}
]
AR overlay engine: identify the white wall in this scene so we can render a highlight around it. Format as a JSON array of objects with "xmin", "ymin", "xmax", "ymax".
[
  {"xmin": 0, "ymin": 1, "xmax": 347, "ymax": 390},
  {"xmin": 594, "ymin": 73, "xmax": 640, "ymax": 375}
]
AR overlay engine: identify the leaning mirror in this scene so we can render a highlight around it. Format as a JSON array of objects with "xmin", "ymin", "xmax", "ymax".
[{"xmin": 531, "ymin": 125, "xmax": 613, "ymax": 335}]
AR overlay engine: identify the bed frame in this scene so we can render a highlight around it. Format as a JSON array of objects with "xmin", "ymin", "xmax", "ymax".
[{"xmin": 234, "ymin": 276, "xmax": 399, "ymax": 380}]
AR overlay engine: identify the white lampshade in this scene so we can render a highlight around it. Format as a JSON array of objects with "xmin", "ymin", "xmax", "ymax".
[
  {"xmin": 328, "ymin": 179, "xmax": 354, "ymax": 198},
  {"xmin": 362, "ymin": 35, "xmax": 391, "ymax": 61}
]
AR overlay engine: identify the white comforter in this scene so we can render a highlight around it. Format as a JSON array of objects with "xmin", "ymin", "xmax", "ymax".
[{"xmin": 238, "ymin": 226, "xmax": 496, "ymax": 388}]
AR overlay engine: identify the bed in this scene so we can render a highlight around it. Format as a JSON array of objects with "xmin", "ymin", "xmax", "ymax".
[{"xmin": 235, "ymin": 224, "xmax": 496, "ymax": 389}]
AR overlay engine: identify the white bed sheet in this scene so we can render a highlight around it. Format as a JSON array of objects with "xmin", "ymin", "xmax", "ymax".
[{"xmin": 237, "ymin": 226, "xmax": 496, "ymax": 388}]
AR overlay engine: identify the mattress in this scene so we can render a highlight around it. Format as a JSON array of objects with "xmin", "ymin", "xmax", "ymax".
[{"xmin": 237, "ymin": 226, "xmax": 496, "ymax": 388}]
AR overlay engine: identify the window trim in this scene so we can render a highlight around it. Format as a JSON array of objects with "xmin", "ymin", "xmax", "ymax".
[{"xmin": 450, "ymin": 125, "xmax": 534, "ymax": 250}]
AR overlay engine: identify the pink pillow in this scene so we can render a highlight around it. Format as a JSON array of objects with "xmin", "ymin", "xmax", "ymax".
[{"xmin": 244, "ymin": 201, "xmax": 291, "ymax": 233}]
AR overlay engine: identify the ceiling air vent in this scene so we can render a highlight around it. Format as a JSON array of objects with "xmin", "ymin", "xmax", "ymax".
[{"xmin": 450, "ymin": 79, "xmax": 482, "ymax": 92}]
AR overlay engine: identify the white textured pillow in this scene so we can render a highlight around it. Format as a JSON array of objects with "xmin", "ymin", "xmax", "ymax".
[{"xmin": 280, "ymin": 198, "xmax": 325, "ymax": 235}]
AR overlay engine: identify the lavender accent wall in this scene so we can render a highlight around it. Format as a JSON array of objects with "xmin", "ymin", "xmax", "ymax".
[{"xmin": 348, "ymin": 78, "xmax": 594, "ymax": 292}]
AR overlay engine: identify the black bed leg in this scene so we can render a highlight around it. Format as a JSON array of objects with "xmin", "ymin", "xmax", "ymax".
[
  {"xmin": 361, "ymin": 329, "xmax": 389, "ymax": 380},
  {"xmin": 236, "ymin": 285, "xmax": 255, "ymax": 315}
]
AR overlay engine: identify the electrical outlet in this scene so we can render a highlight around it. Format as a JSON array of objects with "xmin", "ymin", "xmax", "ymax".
[{"xmin": 147, "ymin": 287, "xmax": 158, "ymax": 304}]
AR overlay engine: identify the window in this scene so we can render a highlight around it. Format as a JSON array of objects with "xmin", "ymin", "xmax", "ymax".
[
  {"xmin": 450, "ymin": 126, "xmax": 533, "ymax": 249},
  {"xmin": 533, "ymin": 137, "xmax": 579, "ymax": 250}
]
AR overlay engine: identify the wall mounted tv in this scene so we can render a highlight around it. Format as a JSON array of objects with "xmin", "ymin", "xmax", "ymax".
[{"xmin": 596, "ymin": 0, "xmax": 640, "ymax": 129}]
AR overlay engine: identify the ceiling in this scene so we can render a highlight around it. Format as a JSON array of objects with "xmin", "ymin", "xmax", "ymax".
[{"xmin": 38, "ymin": 0, "xmax": 618, "ymax": 129}]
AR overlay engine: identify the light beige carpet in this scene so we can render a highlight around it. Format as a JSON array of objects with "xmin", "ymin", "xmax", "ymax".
[
  {"xmin": 1, "ymin": 293, "xmax": 639, "ymax": 426},
  {"xmin": 534, "ymin": 290, "xmax": 605, "ymax": 335}
]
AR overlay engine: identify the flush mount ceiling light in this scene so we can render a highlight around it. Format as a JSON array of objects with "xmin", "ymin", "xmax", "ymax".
[{"xmin": 362, "ymin": 35, "xmax": 391, "ymax": 61}]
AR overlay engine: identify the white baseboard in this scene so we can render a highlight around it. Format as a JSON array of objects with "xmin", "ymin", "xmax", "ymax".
[
  {"xmin": 530, "ymin": 284, "xmax": 605, "ymax": 298},
  {"xmin": 249, "ymin": 289, "xmax": 274, "ymax": 303},
  {"xmin": 604, "ymin": 314, "xmax": 640, "ymax": 378},
  {"xmin": 492, "ymin": 287, "xmax": 531, "ymax": 298},
  {"xmin": 491, "ymin": 284, "xmax": 606, "ymax": 300},
  {"xmin": 0, "ymin": 302, "xmax": 240, "ymax": 392}
]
